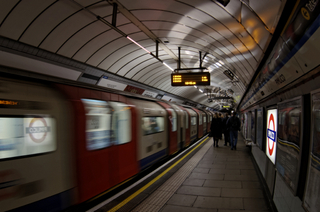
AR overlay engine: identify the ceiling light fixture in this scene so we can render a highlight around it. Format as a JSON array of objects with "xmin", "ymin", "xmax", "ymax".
[
  {"xmin": 163, "ymin": 62, "xmax": 174, "ymax": 71},
  {"xmin": 127, "ymin": 36, "xmax": 151, "ymax": 54},
  {"xmin": 216, "ymin": 62, "xmax": 222, "ymax": 67}
]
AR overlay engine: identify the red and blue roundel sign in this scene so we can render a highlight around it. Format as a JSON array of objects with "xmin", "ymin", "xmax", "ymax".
[{"xmin": 266, "ymin": 109, "xmax": 277, "ymax": 164}]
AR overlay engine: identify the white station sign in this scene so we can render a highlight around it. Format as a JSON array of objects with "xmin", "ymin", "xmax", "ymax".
[{"xmin": 266, "ymin": 109, "xmax": 277, "ymax": 164}]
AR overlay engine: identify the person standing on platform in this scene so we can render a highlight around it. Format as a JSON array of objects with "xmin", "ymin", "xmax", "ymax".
[
  {"xmin": 222, "ymin": 113, "xmax": 230, "ymax": 146},
  {"xmin": 210, "ymin": 113, "xmax": 222, "ymax": 147},
  {"xmin": 226, "ymin": 111, "xmax": 241, "ymax": 150}
]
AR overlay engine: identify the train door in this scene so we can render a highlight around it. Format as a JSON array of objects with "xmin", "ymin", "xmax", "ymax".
[
  {"xmin": 184, "ymin": 107, "xmax": 198, "ymax": 143},
  {"xmin": 169, "ymin": 103, "xmax": 185, "ymax": 150},
  {"xmin": 109, "ymin": 101, "xmax": 138, "ymax": 183},
  {"xmin": 199, "ymin": 109, "xmax": 208, "ymax": 134},
  {"xmin": 179, "ymin": 106, "xmax": 190, "ymax": 147},
  {"xmin": 157, "ymin": 101, "xmax": 178, "ymax": 155},
  {"xmin": 192, "ymin": 108, "xmax": 203, "ymax": 138}
]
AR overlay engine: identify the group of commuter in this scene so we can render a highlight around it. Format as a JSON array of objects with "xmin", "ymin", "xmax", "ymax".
[{"xmin": 210, "ymin": 111, "xmax": 241, "ymax": 150}]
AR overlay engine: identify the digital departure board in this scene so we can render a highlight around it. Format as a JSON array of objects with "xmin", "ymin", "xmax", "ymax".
[{"xmin": 171, "ymin": 72, "xmax": 210, "ymax": 86}]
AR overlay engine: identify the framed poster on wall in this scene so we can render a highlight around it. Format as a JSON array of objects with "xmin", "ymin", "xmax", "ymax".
[
  {"xmin": 304, "ymin": 90, "xmax": 320, "ymax": 211},
  {"xmin": 256, "ymin": 108, "xmax": 264, "ymax": 150},
  {"xmin": 251, "ymin": 110, "xmax": 256, "ymax": 143},
  {"xmin": 276, "ymin": 96, "xmax": 303, "ymax": 195}
]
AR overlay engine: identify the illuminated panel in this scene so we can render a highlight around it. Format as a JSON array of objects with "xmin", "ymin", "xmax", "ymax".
[
  {"xmin": 172, "ymin": 75, "xmax": 182, "ymax": 83},
  {"xmin": 171, "ymin": 72, "xmax": 210, "ymax": 86},
  {"xmin": 266, "ymin": 109, "xmax": 277, "ymax": 164},
  {"xmin": 0, "ymin": 99, "xmax": 18, "ymax": 106}
]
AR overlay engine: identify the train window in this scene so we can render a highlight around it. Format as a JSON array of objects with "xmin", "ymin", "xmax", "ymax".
[
  {"xmin": 142, "ymin": 117, "xmax": 164, "ymax": 135},
  {"xmin": 184, "ymin": 111, "xmax": 189, "ymax": 129},
  {"xmin": 191, "ymin": 116, "xmax": 197, "ymax": 126},
  {"xmin": 109, "ymin": 102, "xmax": 131, "ymax": 145},
  {"xmin": 0, "ymin": 116, "xmax": 56, "ymax": 160},
  {"xmin": 81, "ymin": 99, "xmax": 112, "ymax": 151},
  {"xmin": 199, "ymin": 113, "xmax": 202, "ymax": 125},
  {"xmin": 203, "ymin": 116, "xmax": 207, "ymax": 123},
  {"xmin": 169, "ymin": 108, "xmax": 177, "ymax": 132}
]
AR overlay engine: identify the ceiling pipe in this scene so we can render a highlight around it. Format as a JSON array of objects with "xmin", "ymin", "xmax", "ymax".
[
  {"xmin": 178, "ymin": 47, "xmax": 181, "ymax": 70},
  {"xmin": 112, "ymin": 3, "xmax": 118, "ymax": 27}
]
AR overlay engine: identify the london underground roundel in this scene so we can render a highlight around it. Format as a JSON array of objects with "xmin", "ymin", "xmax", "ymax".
[{"xmin": 266, "ymin": 109, "xmax": 277, "ymax": 164}]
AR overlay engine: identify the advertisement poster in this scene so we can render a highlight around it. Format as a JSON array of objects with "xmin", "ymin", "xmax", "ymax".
[
  {"xmin": 251, "ymin": 111, "xmax": 256, "ymax": 143},
  {"xmin": 142, "ymin": 90, "xmax": 158, "ymax": 98},
  {"xmin": 257, "ymin": 108, "xmax": 264, "ymax": 149},
  {"xmin": 304, "ymin": 91, "xmax": 320, "ymax": 211},
  {"xmin": 97, "ymin": 78, "xmax": 127, "ymax": 91},
  {"xmin": 276, "ymin": 98, "xmax": 302, "ymax": 194},
  {"xmin": 124, "ymin": 85, "xmax": 145, "ymax": 95},
  {"xmin": 266, "ymin": 109, "xmax": 277, "ymax": 164}
]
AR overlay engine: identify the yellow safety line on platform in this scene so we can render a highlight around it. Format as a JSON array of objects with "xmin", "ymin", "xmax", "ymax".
[{"xmin": 107, "ymin": 137, "xmax": 209, "ymax": 212}]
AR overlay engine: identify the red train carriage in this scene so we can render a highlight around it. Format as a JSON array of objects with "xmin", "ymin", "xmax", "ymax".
[{"xmin": 56, "ymin": 85, "xmax": 139, "ymax": 203}]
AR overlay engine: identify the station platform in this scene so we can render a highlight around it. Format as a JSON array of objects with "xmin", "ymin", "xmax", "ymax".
[{"xmin": 89, "ymin": 135, "xmax": 273, "ymax": 212}]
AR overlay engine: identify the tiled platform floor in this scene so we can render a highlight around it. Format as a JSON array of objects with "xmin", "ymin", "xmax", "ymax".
[{"xmin": 134, "ymin": 135, "xmax": 272, "ymax": 212}]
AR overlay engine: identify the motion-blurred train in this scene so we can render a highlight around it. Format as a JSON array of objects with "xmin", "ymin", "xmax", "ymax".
[{"xmin": 0, "ymin": 75, "xmax": 213, "ymax": 212}]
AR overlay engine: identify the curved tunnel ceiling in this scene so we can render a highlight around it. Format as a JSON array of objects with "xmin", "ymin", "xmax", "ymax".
[{"xmin": 0, "ymin": 0, "xmax": 285, "ymax": 109}]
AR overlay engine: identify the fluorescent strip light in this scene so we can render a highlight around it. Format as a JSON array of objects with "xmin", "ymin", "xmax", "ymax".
[
  {"xmin": 219, "ymin": 60, "xmax": 224, "ymax": 65},
  {"xmin": 163, "ymin": 62, "xmax": 174, "ymax": 71},
  {"xmin": 127, "ymin": 36, "xmax": 151, "ymax": 54},
  {"xmin": 215, "ymin": 62, "xmax": 222, "ymax": 67}
]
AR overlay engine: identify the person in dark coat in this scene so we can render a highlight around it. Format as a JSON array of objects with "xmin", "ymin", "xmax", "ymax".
[
  {"xmin": 226, "ymin": 111, "xmax": 241, "ymax": 150},
  {"xmin": 210, "ymin": 113, "xmax": 223, "ymax": 147},
  {"xmin": 222, "ymin": 113, "xmax": 230, "ymax": 146}
]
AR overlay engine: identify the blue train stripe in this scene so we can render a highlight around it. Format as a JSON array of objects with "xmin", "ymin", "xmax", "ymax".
[
  {"xmin": 139, "ymin": 149, "xmax": 167, "ymax": 170},
  {"xmin": 10, "ymin": 189, "xmax": 72, "ymax": 212}
]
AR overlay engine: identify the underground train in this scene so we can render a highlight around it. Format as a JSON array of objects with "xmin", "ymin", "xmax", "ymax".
[{"xmin": 0, "ymin": 75, "xmax": 213, "ymax": 212}]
